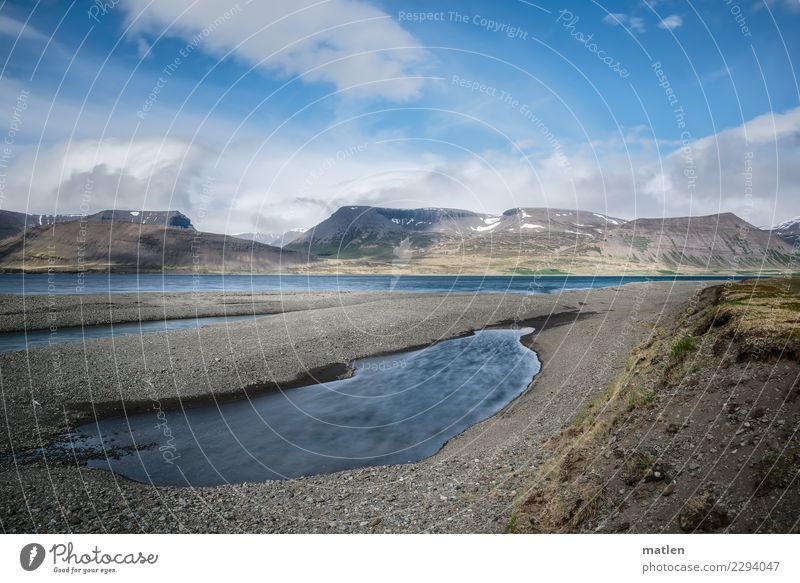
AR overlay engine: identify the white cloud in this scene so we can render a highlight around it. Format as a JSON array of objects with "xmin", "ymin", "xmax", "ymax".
[
  {"xmin": 658, "ymin": 15, "xmax": 683, "ymax": 30},
  {"xmin": 0, "ymin": 13, "xmax": 48, "ymax": 42},
  {"xmin": 4, "ymin": 137, "xmax": 211, "ymax": 220},
  {"xmin": 242, "ymin": 106, "xmax": 800, "ymax": 230},
  {"xmin": 136, "ymin": 37, "xmax": 151, "ymax": 59},
  {"xmin": 280, "ymin": 108, "xmax": 800, "ymax": 230},
  {"xmin": 602, "ymin": 13, "xmax": 646, "ymax": 33},
  {"xmin": 556, "ymin": 108, "xmax": 800, "ymax": 227},
  {"xmin": 5, "ymin": 106, "xmax": 799, "ymax": 235},
  {"xmin": 119, "ymin": 0, "xmax": 429, "ymax": 101}
]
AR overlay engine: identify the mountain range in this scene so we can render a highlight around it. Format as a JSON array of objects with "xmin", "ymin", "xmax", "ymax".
[
  {"xmin": 770, "ymin": 216, "xmax": 800, "ymax": 247},
  {"xmin": 286, "ymin": 206, "xmax": 796, "ymax": 273},
  {"xmin": 0, "ymin": 206, "xmax": 796, "ymax": 274},
  {"xmin": 0, "ymin": 209, "xmax": 309, "ymax": 273},
  {"xmin": 232, "ymin": 228, "xmax": 308, "ymax": 248},
  {"xmin": 0, "ymin": 209, "xmax": 193, "ymax": 240}
]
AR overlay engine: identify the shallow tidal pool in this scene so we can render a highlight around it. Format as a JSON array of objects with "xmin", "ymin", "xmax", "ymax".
[{"xmin": 64, "ymin": 328, "xmax": 540, "ymax": 486}]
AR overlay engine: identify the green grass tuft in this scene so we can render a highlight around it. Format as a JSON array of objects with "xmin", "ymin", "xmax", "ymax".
[
  {"xmin": 506, "ymin": 515, "xmax": 518, "ymax": 533},
  {"xmin": 508, "ymin": 267, "xmax": 570, "ymax": 275},
  {"xmin": 626, "ymin": 387, "xmax": 655, "ymax": 410},
  {"xmin": 670, "ymin": 335, "xmax": 698, "ymax": 359}
]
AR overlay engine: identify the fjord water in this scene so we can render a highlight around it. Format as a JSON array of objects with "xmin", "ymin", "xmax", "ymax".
[
  {"xmin": 66, "ymin": 329, "xmax": 540, "ymax": 486},
  {"xmin": 0, "ymin": 272, "xmax": 744, "ymax": 295},
  {"xmin": 0, "ymin": 315, "xmax": 257, "ymax": 354}
]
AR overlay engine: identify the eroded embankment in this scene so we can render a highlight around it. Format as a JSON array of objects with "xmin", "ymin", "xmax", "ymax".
[{"xmin": 511, "ymin": 278, "xmax": 800, "ymax": 534}]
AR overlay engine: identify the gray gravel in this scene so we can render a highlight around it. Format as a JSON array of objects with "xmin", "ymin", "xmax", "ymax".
[
  {"xmin": 0, "ymin": 291, "xmax": 377, "ymax": 332},
  {"xmin": 0, "ymin": 281, "xmax": 705, "ymax": 533}
]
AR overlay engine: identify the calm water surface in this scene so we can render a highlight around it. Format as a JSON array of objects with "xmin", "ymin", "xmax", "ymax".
[
  {"xmin": 0, "ymin": 273, "xmax": 745, "ymax": 296},
  {"xmin": 63, "ymin": 328, "xmax": 540, "ymax": 486},
  {"xmin": 0, "ymin": 315, "xmax": 256, "ymax": 354}
]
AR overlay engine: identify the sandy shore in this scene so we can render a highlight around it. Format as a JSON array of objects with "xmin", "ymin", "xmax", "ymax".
[{"xmin": 0, "ymin": 281, "xmax": 706, "ymax": 533}]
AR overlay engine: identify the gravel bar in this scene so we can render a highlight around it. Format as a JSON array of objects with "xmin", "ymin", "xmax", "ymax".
[{"xmin": 0, "ymin": 281, "xmax": 705, "ymax": 533}]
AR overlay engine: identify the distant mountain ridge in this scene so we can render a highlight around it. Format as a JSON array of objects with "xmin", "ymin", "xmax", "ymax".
[
  {"xmin": 1, "ymin": 205, "xmax": 796, "ymax": 274},
  {"xmin": 770, "ymin": 216, "xmax": 800, "ymax": 246},
  {"xmin": 286, "ymin": 205, "xmax": 626, "ymax": 259},
  {"xmin": 0, "ymin": 209, "xmax": 193, "ymax": 241},
  {"xmin": 592, "ymin": 212, "xmax": 792, "ymax": 269},
  {"xmin": 284, "ymin": 205, "xmax": 624, "ymax": 259},
  {"xmin": 287, "ymin": 205, "xmax": 796, "ymax": 272},
  {"xmin": 233, "ymin": 228, "xmax": 307, "ymax": 248},
  {"xmin": 0, "ymin": 211, "xmax": 309, "ymax": 273}
]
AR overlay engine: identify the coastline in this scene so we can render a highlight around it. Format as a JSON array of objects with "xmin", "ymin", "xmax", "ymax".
[
  {"xmin": 0, "ymin": 267, "xmax": 783, "ymax": 276},
  {"xmin": 0, "ymin": 291, "xmax": 384, "ymax": 333},
  {"xmin": 0, "ymin": 273, "xmax": 752, "ymax": 333}
]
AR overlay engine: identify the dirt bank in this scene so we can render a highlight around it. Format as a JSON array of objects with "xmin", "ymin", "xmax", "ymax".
[{"xmin": 513, "ymin": 278, "xmax": 800, "ymax": 533}]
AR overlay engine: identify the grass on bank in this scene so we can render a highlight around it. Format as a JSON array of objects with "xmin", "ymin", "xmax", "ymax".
[
  {"xmin": 670, "ymin": 335, "xmax": 697, "ymax": 359},
  {"xmin": 507, "ymin": 267, "xmax": 570, "ymax": 276},
  {"xmin": 508, "ymin": 277, "xmax": 800, "ymax": 533}
]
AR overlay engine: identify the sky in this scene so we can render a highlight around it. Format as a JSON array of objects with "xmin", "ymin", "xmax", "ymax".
[{"xmin": 0, "ymin": 0, "xmax": 799, "ymax": 235}]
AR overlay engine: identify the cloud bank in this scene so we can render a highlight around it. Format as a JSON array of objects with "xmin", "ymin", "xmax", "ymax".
[
  {"xmin": 6, "ymin": 107, "xmax": 799, "ymax": 234},
  {"xmin": 120, "ymin": 0, "xmax": 430, "ymax": 100}
]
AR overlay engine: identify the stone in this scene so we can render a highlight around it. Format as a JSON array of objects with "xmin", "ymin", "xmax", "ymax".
[{"xmin": 679, "ymin": 492, "xmax": 730, "ymax": 532}]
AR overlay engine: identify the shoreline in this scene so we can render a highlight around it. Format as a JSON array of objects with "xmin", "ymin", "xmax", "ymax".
[
  {"xmin": 0, "ymin": 274, "xmax": 750, "ymax": 334},
  {"xmin": 0, "ymin": 291, "xmax": 385, "ymax": 333},
  {"xmin": 1, "ymin": 282, "xmax": 706, "ymax": 533},
  {"xmin": 0, "ymin": 268, "xmax": 784, "ymax": 276},
  {"xmin": 62, "ymin": 308, "xmax": 596, "ymax": 428}
]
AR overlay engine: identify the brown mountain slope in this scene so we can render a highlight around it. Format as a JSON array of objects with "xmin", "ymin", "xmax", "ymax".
[
  {"xmin": 591, "ymin": 213, "xmax": 793, "ymax": 269},
  {"xmin": 0, "ymin": 210, "xmax": 30, "ymax": 241},
  {"xmin": 0, "ymin": 209, "xmax": 194, "ymax": 242},
  {"xmin": 0, "ymin": 221, "xmax": 311, "ymax": 273},
  {"xmin": 286, "ymin": 206, "xmax": 626, "ymax": 261},
  {"xmin": 290, "ymin": 207, "xmax": 794, "ymax": 273}
]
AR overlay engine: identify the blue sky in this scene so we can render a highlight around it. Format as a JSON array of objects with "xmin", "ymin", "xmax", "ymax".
[{"xmin": 1, "ymin": 0, "xmax": 799, "ymax": 234}]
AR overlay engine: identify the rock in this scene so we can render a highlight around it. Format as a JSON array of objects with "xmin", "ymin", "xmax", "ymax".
[
  {"xmin": 369, "ymin": 517, "xmax": 382, "ymax": 527},
  {"xmin": 678, "ymin": 492, "xmax": 730, "ymax": 532}
]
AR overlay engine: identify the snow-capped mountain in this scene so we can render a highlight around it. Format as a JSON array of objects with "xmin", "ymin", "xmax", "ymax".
[
  {"xmin": 286, "ymin": 205, "xmax": 794, "ymax": 268},
  {"xmin": 233, "ymin": 228, "xmax": 308, "ymax": 248},
  {"xmin": 0, "ymin": 209, "xmax": 193, "ymax": 240},
  {"xmin": 285, "ymin": 206, "xmax": 626, "ymax": 259},
  {"xmin": 0, "ymin": 212, "xmax": 311, "ymax": 272},
  {"xmin": 770, "ymin": 216, "xmax": 800, "ymax": 246}
]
